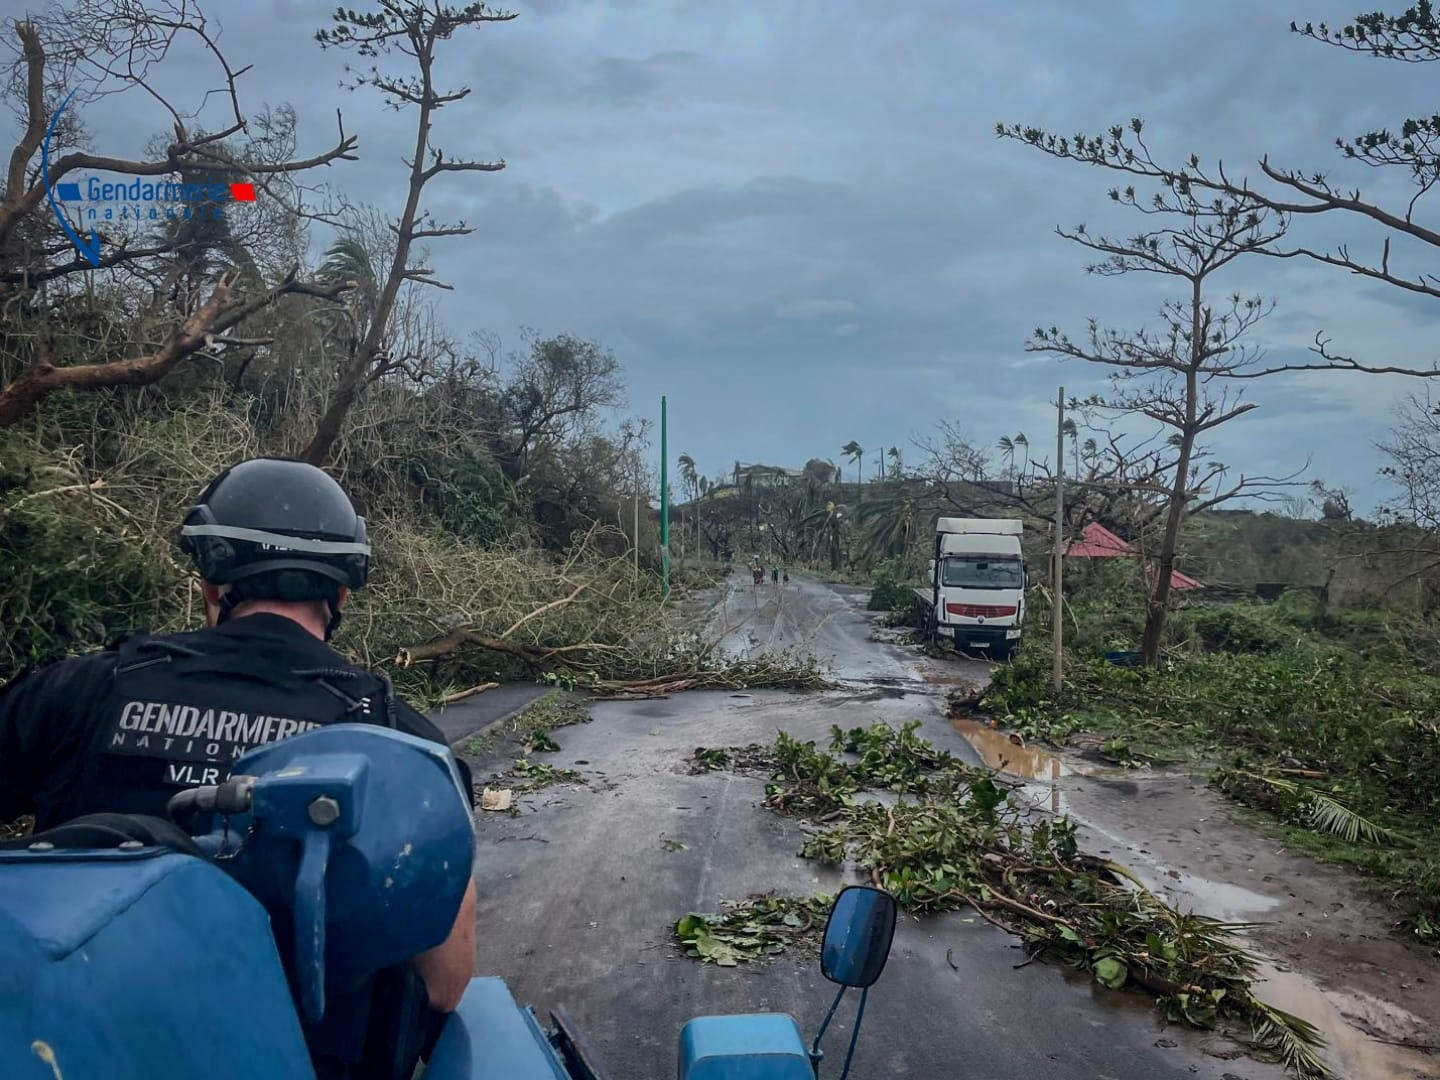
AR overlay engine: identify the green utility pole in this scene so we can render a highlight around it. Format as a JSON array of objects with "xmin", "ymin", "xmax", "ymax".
[{"xmin": 660, "ymin": 396, "xmax": 670, "ymax": 600}]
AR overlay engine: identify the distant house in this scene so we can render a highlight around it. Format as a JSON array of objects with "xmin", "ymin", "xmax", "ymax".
[
  {"xmin": 732, "ymin": 462, "xmax": 805, "ymax": 490},
  {"xmin": 1065, "ymin": 521, "xmax": 1204, "ymax": 591}
]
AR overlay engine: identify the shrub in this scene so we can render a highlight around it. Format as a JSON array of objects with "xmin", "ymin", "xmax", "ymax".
[{"xmin": 867, "ymin": 556, "xmax": 913, "ymax": 612}]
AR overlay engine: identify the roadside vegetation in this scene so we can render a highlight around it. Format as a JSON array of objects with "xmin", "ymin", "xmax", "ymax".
[
  {"xmin": 680, "ymin": 720, "xmax": 1336, "ymax": 1080},
  {"xmin": 0, "ymin": 1, "xmax": 825, "ymax": 718},
  {"xmin": 976, "ymin": 572, "xmax": 1440, "ymax": 948}
]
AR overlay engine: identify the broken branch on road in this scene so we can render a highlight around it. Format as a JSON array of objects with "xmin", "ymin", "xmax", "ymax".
[{"xmin": 680, "ymin": 720, "xmax": 1336, "ymax": 1080}]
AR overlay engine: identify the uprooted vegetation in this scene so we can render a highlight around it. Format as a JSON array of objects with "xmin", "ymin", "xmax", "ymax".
[
  {"xmin": 0, "ymin": 406, "xmax": 826, "ymax": 709},
  {"xmin": 979, "ymin": 589, "xmax": 1440, "ymax": 947},
  {"xmin": 678, "ymin": 720, "xmax": 1335, "ymax": 1080}
]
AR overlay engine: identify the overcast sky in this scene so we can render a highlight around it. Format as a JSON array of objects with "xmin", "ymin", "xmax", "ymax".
[{"xmin": 21, "ymin": 0, "xmax": 1440, "ymax": 514}]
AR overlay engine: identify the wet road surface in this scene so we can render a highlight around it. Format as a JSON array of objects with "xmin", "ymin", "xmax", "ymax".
[
  {"xmin": 430, "ymin": 682, "xmax": 554, "ymax": 743},
  {"xmin": 456, "ymin": 575, "xmax": 1289, "ymax": 1079}
]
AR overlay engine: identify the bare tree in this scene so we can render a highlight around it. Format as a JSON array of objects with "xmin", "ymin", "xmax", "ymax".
[
  {"xmin": 301, "ymin": 0, "xmax": 515, "ymax": 465},
  {"xmin": 1016, "ymin": 165, "xmax": 1298, "ymax": 664},
  {"xmin": 996, "ymin": 6, "xmax": 1440, "ymax": 376},
  {"xmin": 0, "ymin": 8, "xmax": 357, "ymax": 425},
  {"xmin": 1381, "ymin": 393, "xmax": 1440, "ymax": 529},
  {"xmin": 1, "ymin": 7, "xmax": 355, "ymax": 276}
]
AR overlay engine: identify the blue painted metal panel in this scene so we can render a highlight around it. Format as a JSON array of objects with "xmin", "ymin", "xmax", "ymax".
[
  {"xmin": 678, "ymin": 1014, "xmax": 812, "ymax": 1080},
  {"xmin": 216, "ymin": 724, "xmax": 476, "ymax": 985},
  {"xmin": 424, "ymin": 976, "xmax": 570, "ymax": 1080},
  {"xmin": 0, "ymin": 850, "xmax": 315, "ymax": 1079}
]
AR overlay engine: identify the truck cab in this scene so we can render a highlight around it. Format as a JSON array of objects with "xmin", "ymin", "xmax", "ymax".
[{"xmin": 916, "ymin": 517, "xmax": 1026, "ymax": 660}]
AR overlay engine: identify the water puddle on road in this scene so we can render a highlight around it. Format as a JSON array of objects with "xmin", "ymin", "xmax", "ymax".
[
  {"xmin": 1249, "ymin": 959, "xmax": 1437, "ymax": 1080},
  {"xmin": 948, "ymin": 717, "xmax": 1439, "ymax": 1078},
  {"xmin": 950, "ymin": 716, "xmax": 1068, "ymax": 814},
  {"xmin": 1143, "ymin": 867, "xmax": 1282, "ymax": 921},
  {"xmin": 950, "ymin": 717, "xmax": 1066, "ymax": 779}
]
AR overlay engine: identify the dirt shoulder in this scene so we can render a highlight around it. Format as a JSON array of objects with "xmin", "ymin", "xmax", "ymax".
[{"xmin": 989, "ymin": 740, "xmax": 1440, "ymax": 1079}]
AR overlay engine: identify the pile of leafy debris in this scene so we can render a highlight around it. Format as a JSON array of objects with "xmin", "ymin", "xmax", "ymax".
[
  {"xmin": 456, "ymin": 691, "xmax": 591, "ymax": 758},
  {"xmin": 984, "ymin": 646, "xmax": 1440, "ymax": 943},
  {"xmin": 674, "ymin": 893, "xmax": 834, "ymax": 966},
  {"xmin": 506, "ymin": 758, "xmax": 583, "ymax": 790},
  {"xmin": 688, "ymin": 743, "xmax": 774, "ymax": 775},
  {"xmin": 677, "ymin": 720, "xmax": 1335, "ymax": 1080}
]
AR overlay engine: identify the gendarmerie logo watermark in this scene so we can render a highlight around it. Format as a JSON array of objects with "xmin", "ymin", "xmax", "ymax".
[{"xmin": 42, "ymin": 89, "xmax": 256, "ymax": 267}]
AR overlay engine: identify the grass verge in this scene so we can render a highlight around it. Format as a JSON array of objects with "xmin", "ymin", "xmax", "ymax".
[{"xmin": 981, "ymin": 646, "xmax": 1440, "ymax": 946}]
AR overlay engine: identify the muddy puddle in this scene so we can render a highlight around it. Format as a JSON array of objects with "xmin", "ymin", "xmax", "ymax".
[
  {"xmin": 1251, "ymin": 960, "xmax": 1438, "ymax": 1079},
  {"xmin": 952, "ymin": 716, "xmax": 1068, "ymax": 778},
  {"xmin": 948, "ymin": 716, "xmax": 1440, "ymax": 1079},
  {"xmin": 950, "ymin": 716, "xmax": 1151, "ymax": 814}
]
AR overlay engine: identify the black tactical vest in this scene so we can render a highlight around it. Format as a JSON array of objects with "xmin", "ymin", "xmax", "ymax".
[{"xmin": 78, "ymin": 632, "xmax": 399, "ymax": 822}]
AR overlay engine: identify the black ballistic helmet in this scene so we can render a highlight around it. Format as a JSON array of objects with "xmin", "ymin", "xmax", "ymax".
[{"xmin": 178, "ymin": 458, "xmax": 370, "ymax": 636}]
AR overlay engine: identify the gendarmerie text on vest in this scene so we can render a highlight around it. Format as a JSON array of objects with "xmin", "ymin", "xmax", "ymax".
[{"xmin": 107, "ymin": 699, "xmax": 323, "ymax": 775}]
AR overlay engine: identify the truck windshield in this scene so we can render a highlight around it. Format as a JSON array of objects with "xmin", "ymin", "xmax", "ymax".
[{"xmin": 942, "ymin": 557, "xmax": 1023, "ymax": 589}]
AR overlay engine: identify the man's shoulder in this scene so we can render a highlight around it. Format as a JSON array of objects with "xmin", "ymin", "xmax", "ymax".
[{"xmin": 1, "ymin": 647, "xmax": 119, "ymax": 698}]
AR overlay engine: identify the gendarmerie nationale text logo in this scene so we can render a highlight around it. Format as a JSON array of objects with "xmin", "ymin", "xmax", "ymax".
[
  {"xmin": 106, "ymin": 699, "xmax": 320, "ymax": 786},
  {"xmin": 42, "ymin": 89, "xmax": 256, "ymax": 268}
]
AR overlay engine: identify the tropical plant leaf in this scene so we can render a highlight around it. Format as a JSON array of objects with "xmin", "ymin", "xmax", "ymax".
[
  {"xmin": 1093, "ymin": 955, "xmax": 1128, "ymax": 989},
  {"xmin": 1247, "ymin": 998, "xmax": 1335, "ymax": 1080},
  {"xmin": 1305, "ymin": 790, "xmax": 1411, "ymax": 847},
  {"xmin": 1233, "ymin": 770, "xmax": 1412, "ymax": 848}
]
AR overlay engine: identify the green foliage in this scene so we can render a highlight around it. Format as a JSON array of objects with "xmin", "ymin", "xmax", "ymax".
[
  {"xmin": 454, "ymin": 691, "xmax": 588, "ymax": 758},
  {"xmin": 405, "ymin": 444, "xmax": 509, "ymax": 544},
  {"xmin": 694, "ymin": 719, "xmax": 1334, "ymax": 1077},
  {"xmin": 690, "ymin": 747, "xmax": 731, "ymax": 772},
  {"xmin": 0, "ymin": 449, "xmax": 184, "ymax": 675},
  {"xmin": 1183, "ymin": 605, "xmax": 1291, "ymax": 655},
  {"xmin": 674, "ymin": 894, "xmax": 834, "ymax": 966},
  {"xmin": 986, "ymin": 641, "xmax": 1440, "ymax": 934},
  {"xmin": 866, "ymin": 556, "xmax": 913, "ymax": 612},
  {"xmin": 524, "ymin": 730, "xmax": 560, "ymax": 753},
  {"xmin": 507, "ymin": 758, "xmax": 582, "ymax": 790}
]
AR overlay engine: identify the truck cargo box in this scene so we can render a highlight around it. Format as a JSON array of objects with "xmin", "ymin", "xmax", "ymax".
[{"xmin": 935, "ymin": 517, "xmax": 1023, "ymax": 536}]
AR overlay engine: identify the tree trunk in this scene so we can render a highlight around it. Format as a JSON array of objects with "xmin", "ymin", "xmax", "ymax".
[
  {"xmin": 302, "ymin": 39, "xmax": 435, "ymax": 466},
  {"xmin": 1140, "ymin": 279, "xmax": 1202, "ymax": 667}
]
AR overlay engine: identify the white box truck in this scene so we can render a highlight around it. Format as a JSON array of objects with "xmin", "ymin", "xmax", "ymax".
[{"xmin": 913, "ymin": 517, "xmax": 1027, "ymax": 661}]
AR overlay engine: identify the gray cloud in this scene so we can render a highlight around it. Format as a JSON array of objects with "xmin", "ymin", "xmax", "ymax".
[{"xmin": 16, "ymin": 0, "xmax": 1439, "ymax": 511}]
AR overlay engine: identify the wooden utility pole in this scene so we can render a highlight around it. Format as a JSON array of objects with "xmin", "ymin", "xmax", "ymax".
[
  {"xmin": 660, "ymin": 396, "xmax": 670, "ymax": 600},
  {"xmin": 1052, "ymin": 387, "xmax": 1065, "ymax": 695}
]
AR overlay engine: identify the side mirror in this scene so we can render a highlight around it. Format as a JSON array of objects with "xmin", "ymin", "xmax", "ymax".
[{"xmin": 820, "ymin": 886, "xmax": 897, "ymax": 988}]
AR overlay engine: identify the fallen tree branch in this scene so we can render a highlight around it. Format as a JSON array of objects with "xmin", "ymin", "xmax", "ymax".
[
  {"xmin": 440, "ymin": 681, "xmax": 498, "ymax": 705},
  {"xmin": 0, "ymin": 271, "xmax": 346, "ymax": 427},
  {"xmin": 396, "ymin": 628, "xmax": 616, "ymax": 667},
  {"xmin": 498, "ymin": 580, "xmax": 588, "ymax": 640}
]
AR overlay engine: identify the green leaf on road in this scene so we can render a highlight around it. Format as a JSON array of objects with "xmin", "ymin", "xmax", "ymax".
[{"xmin": 1093, "ymin": 956, "xmax": 1128, "ymax": 989}]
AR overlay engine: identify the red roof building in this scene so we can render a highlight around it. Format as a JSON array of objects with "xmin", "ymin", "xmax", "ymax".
[{"xmin": 1065, "ymin": 522, "xmax": 1204, "ymax": 591}]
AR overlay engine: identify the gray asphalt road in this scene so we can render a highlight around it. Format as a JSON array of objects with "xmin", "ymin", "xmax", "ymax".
[
  {"xmin": 429, "ymin": 683, "xmax": 555, "ymax": 743},
  {"xmin": 458, "ymin": 576, "xmax": 1285, "ymax": 1080}
]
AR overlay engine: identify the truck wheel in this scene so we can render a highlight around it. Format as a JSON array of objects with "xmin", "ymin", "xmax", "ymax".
[{"xmin": 994, "ymin": 643, "xmax": 1016, "ymax": 663}]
